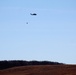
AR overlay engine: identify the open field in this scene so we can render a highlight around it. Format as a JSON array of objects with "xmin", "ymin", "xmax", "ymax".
[{"xmin": 0, "ymin": 65, "xmax": 76, "ymax": 75}]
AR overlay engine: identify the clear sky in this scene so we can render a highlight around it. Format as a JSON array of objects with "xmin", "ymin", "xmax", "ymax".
[{"xmin": 0, "ymin": 0, "xmax": 76, "ymax": 64}]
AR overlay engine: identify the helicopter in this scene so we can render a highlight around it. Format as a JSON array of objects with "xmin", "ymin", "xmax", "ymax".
[{"xmin": 30, "ymin": 13, "xmax": 37, "ymax": 16}]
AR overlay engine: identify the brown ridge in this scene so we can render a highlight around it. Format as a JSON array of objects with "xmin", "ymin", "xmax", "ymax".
[{"xmin": 0, "ymin": 65, "xmax": 76, "ymax": 75}]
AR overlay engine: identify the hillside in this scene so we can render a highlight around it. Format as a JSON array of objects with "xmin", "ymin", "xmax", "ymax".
[{"xmin": 0, "ymin": 65, "xmax": 76, "ymax": 75}]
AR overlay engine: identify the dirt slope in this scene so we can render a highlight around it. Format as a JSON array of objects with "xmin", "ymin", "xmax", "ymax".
[{"xmin": 0, "ymin": 65, "xmax": 76, "ymax": 75}]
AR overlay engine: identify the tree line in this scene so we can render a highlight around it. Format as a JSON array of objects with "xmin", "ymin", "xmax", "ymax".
[{"xmin": 0, "ymin": 60, "xmax": 63, "ymax": 70}]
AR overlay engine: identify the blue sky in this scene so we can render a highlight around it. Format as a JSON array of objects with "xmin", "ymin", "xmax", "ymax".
[{"xmin": 0, "ymin": 0, "xmax": 76, "ymax": 64}]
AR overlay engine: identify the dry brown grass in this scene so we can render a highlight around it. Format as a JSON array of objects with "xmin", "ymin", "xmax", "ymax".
[{"xmin": 0, "ymin": 65, "xmax": 76, "ymax": 75}]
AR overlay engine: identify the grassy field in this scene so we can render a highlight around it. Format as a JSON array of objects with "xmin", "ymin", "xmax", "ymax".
[{"xmin": 0, "ymin": 65, "xmax": 76, "ymax": 75}]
